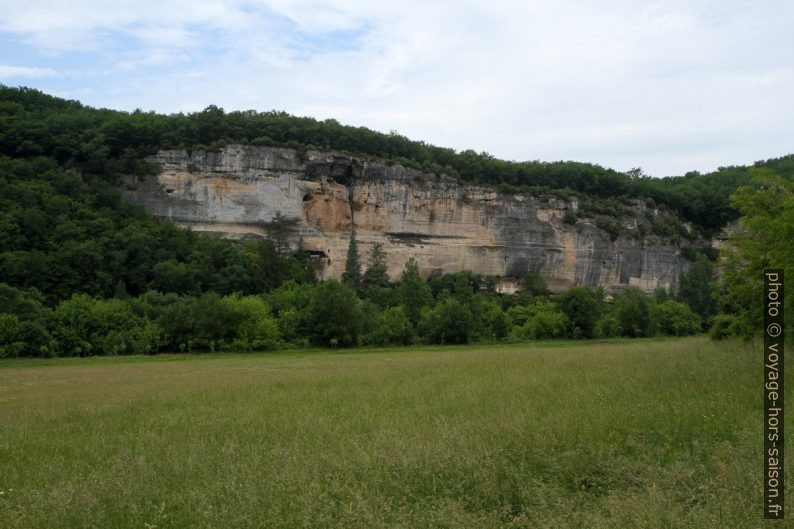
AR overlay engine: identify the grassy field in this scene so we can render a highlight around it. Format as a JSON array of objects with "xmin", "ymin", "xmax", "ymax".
[{"xmin": 0, "ymin": 337, "xmax": 787, "ymax": 528}]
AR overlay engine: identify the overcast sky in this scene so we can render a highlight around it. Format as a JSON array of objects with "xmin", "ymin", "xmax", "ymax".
[{"xmin": 1, "ymin": 0, "xmax": 792, "ymax": 176}]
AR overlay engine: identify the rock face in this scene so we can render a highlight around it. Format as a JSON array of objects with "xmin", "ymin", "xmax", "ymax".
[{"xmin": 120, "ymin": 145, "xmax": 689, "ymax": 293}]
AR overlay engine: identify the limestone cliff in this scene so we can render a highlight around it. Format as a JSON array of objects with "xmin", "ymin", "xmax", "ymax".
[{"xmin": 119, "ymin": 145, "xmax": 689, "ymax": 293}]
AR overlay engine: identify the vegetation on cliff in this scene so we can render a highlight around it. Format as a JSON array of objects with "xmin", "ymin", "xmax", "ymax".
[{"xmin": 3, "ymin": 85, "xmax": 792, "ymax": 234}]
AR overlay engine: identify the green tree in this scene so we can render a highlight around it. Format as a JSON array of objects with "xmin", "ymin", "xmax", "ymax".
[
  {"xmin": 506, "ymin": 305, "xmax": 534, "ymax": 328},
  {"xmin": 341, "ymin": 231, "xmax": 361, "ymax": 288},
  {"xmin": 226, "ymin": 294, "xmax": 281, "ymax": 352},
  {"xmin": 555, "ymin": 287, "xmax": 600, "ymax": 338},
  {"xmin": 677, "ymin": 253, "xmax": 717, "ymax": 329},
  {"xmin": 654, "ymin": 300, "xmax": 701, "ymax": 336},
  {"xmin": 511, "ymin": 300, "xmax": 569, "ymax": 340},
  {"xmin": 397, "ymin": 258, "xmax": 433, "ymax": 326},
  {"xmin": 418, "ymin": 297, "xmax": 474, "ymax": 344},
  {"xmin": 190, "ymin": 293, "xmax": 246, "ymax": 352},
  {"xmin": 52, "ymin": 293, "xmax": 97, "ymax": 356},
  {"xmin": 136, "ymin": 319, "xmax": 165, "ymax": 355},
  {"xmin": 262, "ymin": 211, "xmax": 299, "ymax": 253},
  {"xmin": 653, "ymin": 287, "xmax": 671, "ymax": 303},
  {"xmin": 594, "ymin": 313, "xmax": 621, "ymax": 338},
  {"xmin": 0, "ymin": 283, "xmax": 54, "ymax": 356},
  {"xmin": 90, "ymin": 298, "xmax": 145, "ymax": 355},
  {"xmin": 363, "ymin": 305, "xmax": 413, "ymax": 346},
  {"xmin": 473, "ymin": 297, "xmax": 509, "ymax": 341},
  {"xmin": 0, "ymin": 313, "xmax": 25, "ymax": 358},
  {"xmin": 613, "ymin": 288, "xmax": 652, "ymax": 337},
  {"xmin": 716, "ymin": 169, "xmax": 794, "ymax": 338},
  {"xmin": 362, "ymin": 284, "xmax": 397, "ymax": 310},
  {"xmin": 429, "ymin": 271, "xmax": 477, "ymax": 300},
  {"xmin": 307, "ymin": 279, "xmax": 360, "ymax": 347},
  {"xmin": 266, "ymin": 280, "xmax": 314, "ymax": 345},
  {"xmin": 362, "ymin": 242, "xmax": 389, "ymax": 288}
]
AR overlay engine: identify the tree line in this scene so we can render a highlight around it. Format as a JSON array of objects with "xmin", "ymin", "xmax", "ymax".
[{"xmin": 0, "ymin": 250, "xmax": 712, "ymax": 357}]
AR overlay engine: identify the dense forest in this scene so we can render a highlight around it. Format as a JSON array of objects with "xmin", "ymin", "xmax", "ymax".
[{"xmin": 0, "ymin": 85, "xmax": 790, "ymax": 357}]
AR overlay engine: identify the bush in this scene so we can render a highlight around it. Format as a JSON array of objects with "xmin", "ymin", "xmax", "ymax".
[
  {"xmin": 709, "ymin": 314, "xmax": 741, "ymax": 340},
  {"xmin": 0, "ymin": 283, "xmax": 54, "ymax": 356},
  {"xmin": 613, "ymin": 288, "xmax": 652, "ymax": 337},
  {"xmin": 307, "ymin": 279, "xmax": 361, "ymax": 347},
  {"xmin": 52, "ymin": 294, "xmax": 160, "ymax": 356},
  {"xmin": 362, "ymin": 284, "xmax": 397, "ymax": 310},
  {"xmin": 594, "ymin": 313, "xmax": 621, "ymax": 338},
  {"xmin": 506, "ymin": 305, "xmax": 534, "ymax": 328},
  {"xmin": 418, "ymin": 298, "xmax": 474, "ymax": 344},
  {"xmin": 596, "ymin": 219, "xmax": 622, "ymax": 241},
  {"xmin": 52, "ymin": 294, "xmax": 100, "ymax": 356},
  {"xmin": 226, "ymin": 295, "xmax": 281, "ymax": 352},
  {"xmin": 555, "ymin": 287, "xmax": 601, "ymax": 338},
  {"xmin": 266, "ymin": 280, "xmax": 313, "ymax": 342},
  {"xmin": 397, "ymin": 259, "xmax": 433, "ymax": 326},
  {"xmin": 473, "ymin": 298, "xmax": 510, "ymax": 340},
  {"xmin": 363, "ymin": 305, "xmax": 413, "ymax": 346},
  {"xmin": 654, "ymin": 300, "xmax": 701, "ymax": 336},
  {"xmin": 511, "ymin": 300, "xmax": 569, "ymax": 340},
  {"xmin": 0, "ymin": 313, "xmax": 25, "ymax": 357},
  {"xmin": 677, "ymin": 253, "xmax": 717, "ymax": 328}
]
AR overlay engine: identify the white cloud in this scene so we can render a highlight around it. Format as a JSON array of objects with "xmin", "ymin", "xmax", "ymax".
[
  {"xmin": 0, "ymin": 65, "xmax": 58, "ymax": 78},
  {"xmin": 1, "ymin": 0, "xmax": 793, "ymax": 175}
]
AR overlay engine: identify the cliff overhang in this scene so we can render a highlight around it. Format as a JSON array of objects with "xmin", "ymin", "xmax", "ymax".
[{"xmin": 119, "ymin": 144, "xmax": 690, "ymax": 293}]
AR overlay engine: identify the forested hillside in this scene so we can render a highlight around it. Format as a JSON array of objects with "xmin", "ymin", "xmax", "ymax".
[
  {"xmin": 4, "ymin": 86, "xmax": 792, "ymax": 232},
  {"xmin": 0, "ymin": 85, "xmax": 790, "ymax": 356}
]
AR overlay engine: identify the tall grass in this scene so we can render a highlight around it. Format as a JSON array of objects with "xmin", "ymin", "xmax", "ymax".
[{"xmin": 0, "ymin": 337, "xmax": 786, "ymax": 528}]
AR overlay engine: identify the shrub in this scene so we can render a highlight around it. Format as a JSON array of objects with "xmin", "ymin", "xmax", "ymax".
[
  {"xmin": 506, "ymin": 305, "xmax": 534, "ymax": 328},
  {"xmin": 418, "ymin": 298, "xmax": 474, "ymax": 344},
  {"xmin": 397, "ymin": 258, "xmax": 433, "ymax": 326},
  {"xmin": 0, "ymin": 313, "xmax": 25, "ymax": 358},
  {"xmin": 307, "ymin": 279, "xmax": 361, "ymax": 347},
  {"xmin": 677, "ymin": 253, "xmax": 717, "ymax": 328},
  {"xmin": 613, "ymin": 288, "xmax": 652, "ymax": 337},
  {"xmin": 226, "ymin": 295, "xmax": 281, "ymax": 352},
  {"xmin": 52, "ymin": 294, "xmax": 100, "ymax": 356},
  {"xmin": 363, "ymin": 305, "xmax": 413, "ymax": 346},
  {"xmin": 555, "ymin": 287, "xmax": 601, "ymax": 338},
  {"xmin": 709, "ymin": 314, "xmax": 741, "ymax": 340},
  {"xmin": 594, "ymin": 313, "xmax": 621, "ymax": 338},
  {"xmin": 0, "ymin": 283, "xmax": 54, "ymax": 356},
  {"xmin": 52, "ymin": 294, "xmax": 159, "ymax": 356},
  {"xmin": 511, "ymin": 300, "xmax": 569, "ymax": 340},
  {"xmin": 473, "ymin": 298, "xmax": 510, "ymax": 340},
  {"xmin": 654, "ymin": 300, "xmax": 701, "ymax": 336}
]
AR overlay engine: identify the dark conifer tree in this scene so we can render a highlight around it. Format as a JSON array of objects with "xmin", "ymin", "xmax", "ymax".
[
  {"xmin": 341, "ymin": 231, "xmax": 361, "ymax": 288},
  {"xmin": 363, "ymin": 242, "xmax": 389, "ymax": 288}
]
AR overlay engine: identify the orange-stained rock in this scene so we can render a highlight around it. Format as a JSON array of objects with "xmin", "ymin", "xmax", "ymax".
[{"xmin": 119, "ymin": 145, "xmax": 691, "ymax": 293}]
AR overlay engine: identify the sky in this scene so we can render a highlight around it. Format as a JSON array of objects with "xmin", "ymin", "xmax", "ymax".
[{"xmin": 1, "ymin": 0, "xmax": 792, "ymax": 177}]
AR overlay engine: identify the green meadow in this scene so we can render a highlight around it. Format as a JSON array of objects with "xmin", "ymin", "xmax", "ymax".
[{"xmin": 0, "ymin": 337, "xmax": 786, "ymax": 528}]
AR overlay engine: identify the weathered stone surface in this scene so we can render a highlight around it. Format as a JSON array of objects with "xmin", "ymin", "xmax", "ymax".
[{"xmin": 119, "ymin": 145, "xmax": 689, "ymax": 293}]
